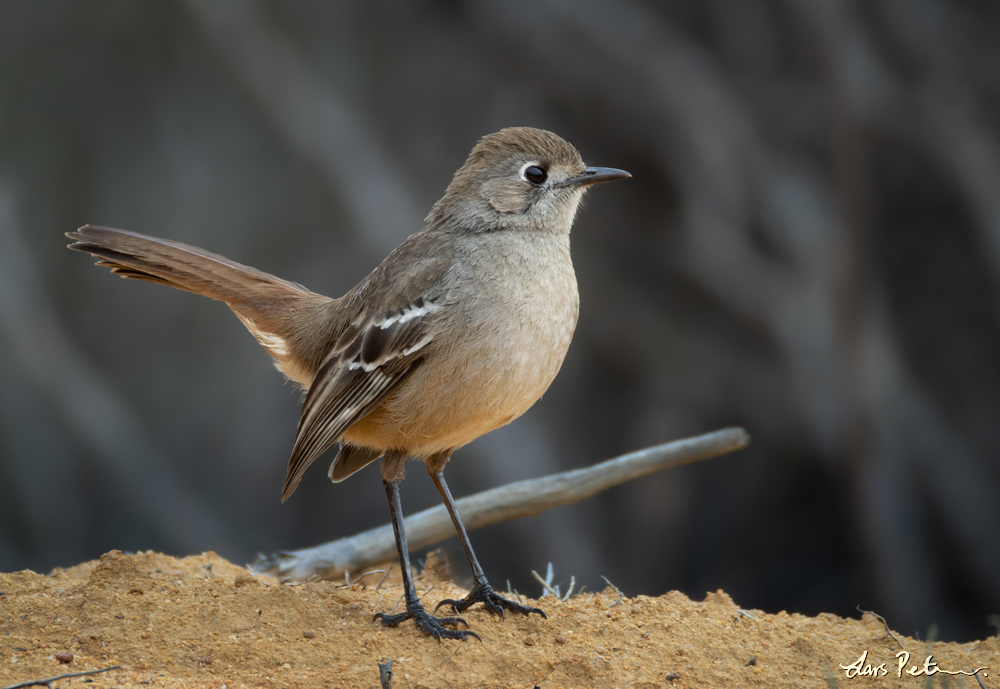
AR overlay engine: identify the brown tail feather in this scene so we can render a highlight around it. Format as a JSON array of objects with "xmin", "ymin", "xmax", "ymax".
[
  {"xmin": 67, "ymin": 225, "xmax": 333, "ymax": 387},
  {"xmin": 68, "ymin": 224, "xmax": 310, "ymax": 302}
]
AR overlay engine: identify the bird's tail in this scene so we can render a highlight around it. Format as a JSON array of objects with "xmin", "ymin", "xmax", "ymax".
[{"xmin": 67, "ymin": 224, "xmax": 330, "ymax": 383}]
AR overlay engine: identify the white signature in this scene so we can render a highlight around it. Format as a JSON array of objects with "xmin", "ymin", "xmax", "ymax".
[{"xmin": 840, "ymin": 650, "xmax": 988, "ymax": 679}]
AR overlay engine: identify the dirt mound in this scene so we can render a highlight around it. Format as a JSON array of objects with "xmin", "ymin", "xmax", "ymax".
[{"xmin": 1, "ymin": 550, "xmax": 995, "ymax": 688}]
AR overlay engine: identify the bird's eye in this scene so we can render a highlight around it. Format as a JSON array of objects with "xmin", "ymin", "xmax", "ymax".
[{"xmin": 522, "ymin": 165, "xmax": 547, "ymax": 185}]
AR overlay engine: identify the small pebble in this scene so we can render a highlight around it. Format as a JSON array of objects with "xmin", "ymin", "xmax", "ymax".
[
  {"xmin": 554, "ymin": 634, "xmax": 567, "ymax": 644},
  {"xmin": 665, "ymin": 672, "xmax": 681, "ymax": 681},
  {"xmin": 303, "ymin": 630, "xmax": 316, "ymax": 639},
  {"xmin": 54, "ymin": 652, "xmax": 73, "ymax": 664}
]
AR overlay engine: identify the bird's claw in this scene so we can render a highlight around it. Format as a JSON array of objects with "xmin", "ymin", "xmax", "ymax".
[
  {"xmin": 435, "ymin": 582, "xmax": 547, "ymax": 620},
  {"xmin": 373, "ymin": 606, "xmax": 481, "ymax": 642}
]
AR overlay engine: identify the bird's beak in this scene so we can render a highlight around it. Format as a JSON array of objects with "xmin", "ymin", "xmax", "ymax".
[{"xmin": 554, "ymin": 166, "xmax": 631, "ymax": 189}]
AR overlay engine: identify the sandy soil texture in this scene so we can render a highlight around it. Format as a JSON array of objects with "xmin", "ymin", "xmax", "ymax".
[{"xmin": 1, "ymin": 550, "xmax": 996, "ymax": 688}]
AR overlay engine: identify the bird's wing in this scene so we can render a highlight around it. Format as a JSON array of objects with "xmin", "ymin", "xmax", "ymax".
[{"xmin": 279, "ymin": 293, "xmax": 446, "ymax": 501}]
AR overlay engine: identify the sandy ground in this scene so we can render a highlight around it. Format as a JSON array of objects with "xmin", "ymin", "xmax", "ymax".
[{"xmin": 1, "ymin": 550, "xmax": 996, "ymax": 688}]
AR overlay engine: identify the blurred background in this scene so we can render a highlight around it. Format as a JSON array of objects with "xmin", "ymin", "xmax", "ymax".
[{"xmin": 1, "ymin": 0, "xmax": 998, "ymax": 643}]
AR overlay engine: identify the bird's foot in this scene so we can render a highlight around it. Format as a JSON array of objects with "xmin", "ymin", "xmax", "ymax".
[
  {"xmin": 373, "ymin": 604, "xmax": 480, "ymax": 642},
  {"xmin": 435, "ymin": 582, "xmax": 547, "ymax": 620}
]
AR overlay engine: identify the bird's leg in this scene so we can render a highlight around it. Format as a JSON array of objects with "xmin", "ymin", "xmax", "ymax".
[
  {"xmin": 372, "ymin": 452, "xmax": 479, "ymax": 641},
  {"xmin": 427, "ymin": 457, "xmax": 546, "ymax": 620}
]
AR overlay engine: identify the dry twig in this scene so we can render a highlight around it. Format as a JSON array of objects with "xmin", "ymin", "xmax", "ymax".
[
  {"xmin": 601, "ymin": 575, "xmax": 625, "ymax": 608},
  {"xmin": 531, "ymin": 563, "xmax": 560, "ymax": 598},
  {"xmin": 253, "ymin": 428, "xmax": 749, "ymax": 580},
  {"xmin": 3, "ymin": 665, "xmax": 121, "ymax": 689},
  {"xmin": 336, "ymin": 569, "xmax": 387, "ymax": 588},
  {"xmin": 857, "ymin": 606, "xmax": 904, "ymax": 650},
  {"xmin": 375, "ymin": 565, "xmax": 393, "ymax": 591}
]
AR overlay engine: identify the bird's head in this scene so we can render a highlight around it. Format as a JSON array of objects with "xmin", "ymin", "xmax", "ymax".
[{"xmin": 427, "ymin": 127, "xmax": 630, "ymax": 234}]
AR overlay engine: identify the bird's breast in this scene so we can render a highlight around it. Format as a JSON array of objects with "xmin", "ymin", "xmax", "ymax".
[{"xmin": 344, "ymin": 233, "xmax": 579, "ymax": 455}]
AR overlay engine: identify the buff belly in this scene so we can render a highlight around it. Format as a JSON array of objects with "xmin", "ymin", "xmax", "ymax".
[{"xmin": 343, "ymin": 297, "xmax": 578, "ymax": 455}]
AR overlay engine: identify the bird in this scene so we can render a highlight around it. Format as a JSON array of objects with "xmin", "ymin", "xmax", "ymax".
[{"xmin": 66, "ymin": 126, "xmax": 630, "ymax": 641}]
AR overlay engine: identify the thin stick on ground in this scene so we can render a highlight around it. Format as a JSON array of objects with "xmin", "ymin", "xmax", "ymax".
[
  {"xmin": 561, "ymin": 576, "xmax": 576, "ymax": 601},
  {"xmin": 435, "ymin": 647, "xmax": 462, "ymax": 670},
  {"xmin": 3, "ymin": 665, "xmax": 121, "ymax": 689},
  {"xmin": 375, "ymin": 565, "xmax": 393, "ymax": 591},
  {"xmin": 531, "ymin": 563, "xmax": 560, "ymax": 598},
  {"xmin": 337, "ymin": 569, "xmax": 386, "ymax": 588},
  {"xmin": 253, "ymin": 427, "xmax": 750, "ymax": 580},
  {"xmin": 601, "ymin": 576, "xmax": 624, "ymax": 608},
  {"xmin": 857, "ymin": 606, "xmax": 904, "ymax": 649}
]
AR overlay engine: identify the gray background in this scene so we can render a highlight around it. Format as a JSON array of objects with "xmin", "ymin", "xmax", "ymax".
[{"xmin": 1, "ymin": 0, "xmax": 998, "ymax": 642}]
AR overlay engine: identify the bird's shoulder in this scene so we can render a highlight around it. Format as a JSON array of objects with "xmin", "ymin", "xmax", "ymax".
[
  {"xmin": 313, "ymin": 229, "xmax": 463, "ymax": 376},
  {"xmin": 345, "ymin": 228, "xmax": 462, "ymax": 315}
]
